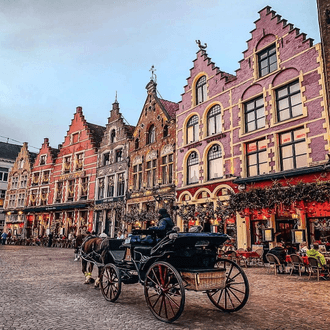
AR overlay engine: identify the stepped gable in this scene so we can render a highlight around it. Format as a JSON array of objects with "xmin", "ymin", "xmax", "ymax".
[
  {"xmin": 33, "ymin": 138, "xmax": 59, "ymax": 166},
  {"xmin": 184, "ymin": 49, "xmax": 235, "ymax": 93},
  {"xmin": 241, "ymin": 6, "xmax": 314, "ymax": 61},
  {"xmin": 86, "ymin": 122, "xmax": 106, "ymax": 149},
  {"xmin": 0, "ymin": 142, "xmax": 22, "ymax": 161},
  {"xmin": 159, "ymin": 99, "xmax": 179, "ymax": 118}
]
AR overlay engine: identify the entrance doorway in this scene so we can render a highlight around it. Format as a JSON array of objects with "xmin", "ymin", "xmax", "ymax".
[{"xmin": 276, "ymin": 219, "xmax": 296, "ymax": 253}]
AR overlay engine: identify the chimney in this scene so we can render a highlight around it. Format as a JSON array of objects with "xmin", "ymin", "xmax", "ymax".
[
  {"xmin": 44, "ymin": 138, "xmax": 49, "ymax": 144},
  {"xmin": 76, "ymin": 106, "xmax": 82, "ymax": 114}
]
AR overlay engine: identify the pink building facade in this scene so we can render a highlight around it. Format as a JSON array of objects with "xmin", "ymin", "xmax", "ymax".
[{"xmin": 176, "ymin": 7, "xmax": 329, "ymax": 250}]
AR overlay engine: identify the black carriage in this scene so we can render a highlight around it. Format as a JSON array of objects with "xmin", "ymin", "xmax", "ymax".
[{"xmin": 99, "ymin": 229, "xmax": 249, "ymax": 323}]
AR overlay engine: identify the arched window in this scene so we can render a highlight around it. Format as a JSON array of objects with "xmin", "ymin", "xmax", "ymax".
[
  {"xmin": 207, "ymin": 105, "xmax": 222, "ymax": 136},
  {"xmin": 196, "ymin": 75, "xmax": 207, "ymax": 104},
  {"xmin": 163, "ymin": 125, "xmax": 168, "ymax": 138},
  {"xmin": 187, "ymin": 115, "xmax": 199, "ymax": 144},
  {"xmin": 110, "ymin": 129, "xmax": 116, "ymax": 143},
  {"xmin": 208, "ymin": 145, "xmax": 223, "ymax": 180},
  {"xmin": 147, "ymin": 125, "xmax": 156, "ymax": 144},
  {"xmin": 135, "ymin": 138, "xmax": 139, "ymax": 150},
  {"xmin": 187, "ymin": 151, "xmax": 199, "ymax": 184}
]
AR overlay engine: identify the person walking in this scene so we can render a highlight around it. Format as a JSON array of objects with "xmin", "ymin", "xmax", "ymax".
[
  {"xmin": 1, "ymin": 231, "xmax": 8, "ymax": 245},
  {"xmin": 47, "ymin": 232, "xmax": 53, "ymax": 247}
]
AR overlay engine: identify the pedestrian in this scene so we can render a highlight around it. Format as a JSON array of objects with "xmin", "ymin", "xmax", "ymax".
[
  {"xmin": 116, "ymin": 231, "xmax": 124, "ymax": 239},
  {"xmin": 48, "ymin": 232, "xmax": 53, "ymax": 247},
  {"xmin": 7, "ymin": 231, "xmax": 12, "ymax": 244},
  {"xmin": 1, "ymin": 231, "xmax": 8, "ymax": 245},
  {"xmin": 269, "ymin": 242, "xmax": 287, "ymax": 273}
]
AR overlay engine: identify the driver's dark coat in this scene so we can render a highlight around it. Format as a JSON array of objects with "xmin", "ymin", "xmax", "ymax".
[{"xmin": 149, "ymin": 216, "xmax": 174, "ymax": 233}]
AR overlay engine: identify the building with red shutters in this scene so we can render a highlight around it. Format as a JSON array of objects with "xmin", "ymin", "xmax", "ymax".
[
  {"xmin": 126, "ymin": 79, "xmax": 177, "ymax": 229},
  {"xmin": 48, "ymin": 106, "xmax": 105, "ymax": 236},
  {"xmin": 24, "ymin": 138, "xmax": 59, "ymax": 237}
]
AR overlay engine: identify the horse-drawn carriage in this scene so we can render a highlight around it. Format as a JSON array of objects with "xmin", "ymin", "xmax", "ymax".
[{"xmin": 79, "ymin": 229, "xmax": 249, "ymax": 323}]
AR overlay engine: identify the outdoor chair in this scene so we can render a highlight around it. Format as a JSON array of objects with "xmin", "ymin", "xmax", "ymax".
[
  {"xmin": 265, "ymin": 253, "xmax": 283, "ymax": 275},
  {"xmin": 254, "ymin": 248, "xmax": 264, "ymax": 266},
  {"xmin": 289, "ymin": 254, "xmax": 305, "ymax": 276},
  {"xmin": 308, "ymin": 257, "xmax": 329, "ymax": 281}
]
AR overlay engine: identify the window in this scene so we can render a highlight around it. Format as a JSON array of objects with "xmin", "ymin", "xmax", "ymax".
[
  {"xmin": 163, "ymin": 125, "xmax": 169, "ymax": 138},
  {"xmin": 20, "ymin": 174, "xmax": 27, "ymax": 188},
  {"xmin": 75, "ymin": 153, "xmax": 83, "ymax": 171},
  {"xmin": 207, "ymin": 105, "xmax": 222, "ymax": 136},
  {"xmin": 72, "ymin": 133, "xmax": 79, "ymax": 144},
  {"xmin": 29, "ymin": 191, "xmax": 37, "ymax": 207},
  {"xmin": 32, "ymin": 173, "xmax": 39, "ymax": 186},
  {"xmin": 80, "ymin": 177, "xmax": 88, "ymax": 200},
  {"xmin": 280, "ymin": 128, "xmax": 307, "ymax": 171},
  {"xmin": 55, "ymin": 182, "xmax": 63, "ymax": 203},
  {"xmin": 9, "ymin": 194, "xmax": 16, "ymax": 207},
  {"xmin": 245, "ymin": 96, "xmax": 265, "ymax": 132},
  {"xmin": 135, "ymin": 139, "xmax": 139, "ymax": 150},
  {"xmin": 0, "ymin": 168, "xmax": 8, "ymax": 182},
  {"xmin": 246, "ymin": 139, "xmax": 268, "ymax": 177},
  {"xmin": 42, "ymin": 171, "xmax": 50, "ymax": 184},
  {"xmin": 12, "ymin": 175, "xmax": 19, "ymax": 189},
  {"xmin": 147, "ymin": 125, "xmax": 156, "ymax": 144},
  {"xmin": 133, "ymin": 164, "xmax": 142, "ymax": 190},
  {"xmin": 146, "ymin": 160, "xmax": 157, "ymax": 188},
  {"xmin": 19, "ymin": 158, "xmax": 24, "ymax": 169},
  {"xmin": 117, "ymin": 173, "xmax": 125, "ymax": 196},
  {"xmin": 103, "ymin": 152, "xmax": 110, "ymax": 166},
  {"xmin": 17, "ymin": 193, "xmax": 25, "ymax": 207},
  {"xmin": 40, "ymin": 155, "xmax": 46, "ymax": 165},
  {"xmin": 258, "ymin": 44, "xmax": 277, "ymax": 77},
  {"xmin": 187, "ymin": 152, "xmax": 199, "ymax": 184},
  {"xmin": 110, "ymin": 129, "xmax": 116, "ymax": 143},
  {"xmin": 187, "ymin": 115, "xmax": 199, "ymax": 144},
  {"xmin": 276, "ymin": 81, "xmax": 302, "ymax": 122},
  {"xmin": 107, "ymin": 175, "xmax": 114, "ymax": 198},
  {"xmin": 0, "ymin": 190, "xmax": 5, "ymax": 208},
  {"xmin": 161, "ymin": 154, "xmax": 173, "ymax": 185},
  {"xmin": 67, "ymin": 180, "xmax": 75, "ymax": 201},
  {"xmin": 98, "ymin": 178, "xmax": 105, "ymax": 199},
  {"xmin": 196, "ymin": 75, "xmax": 207, "ymax": 104},
  {"xmin": 207, "ymin": 145, "xmax": 223, "ymax": 180},
  {"xmin": 40, "ymin": 188, "xmax": 48, "ymax": 206},
  {"xmin": 115, "ymin": 149, "xmax": 123, "ymax": 163},
  {"xmin": 63, "ymin": 156, "xmax": 71, "ymax": 173}
]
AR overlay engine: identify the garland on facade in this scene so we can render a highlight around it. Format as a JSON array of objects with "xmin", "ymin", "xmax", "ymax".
[{"xmin": 228, "ymin": 180, "xmax": 330, "ymax": 216}]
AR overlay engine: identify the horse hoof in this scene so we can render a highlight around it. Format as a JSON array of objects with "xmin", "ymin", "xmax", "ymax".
[{"xmin": 89, "ymin": 278, "xmax": 95, "ymax": 284}]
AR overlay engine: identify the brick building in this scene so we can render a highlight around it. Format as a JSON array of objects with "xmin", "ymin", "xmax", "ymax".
[
  {"xmin": 24, "ymin": 138, "xmax": 59, "ymax": 237},
  {"xmin": 176, "ymin": 6, "xmax": 330, "ymax": 251},
  {"xmin": 3, "ymin": 143, "xmax": 37, "ymax": 237},
  {"xmin": 48, "ymin": 107, "xmax": 105, "ymax": 236},
  {"xmin": 94, "ymin": 100, "xmax": 134, "ymax": 236},
  {"xmin": 127, "ymin": 79, "xmax": 177, "ymax": 229}
]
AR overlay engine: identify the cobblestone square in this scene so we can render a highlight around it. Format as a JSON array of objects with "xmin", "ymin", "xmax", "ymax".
[{"xmin": 0, "ymin": 246, "xmax": 329, "ymax": 330}]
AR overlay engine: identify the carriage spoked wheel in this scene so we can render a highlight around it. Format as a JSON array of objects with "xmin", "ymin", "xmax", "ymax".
[
  {"xmin": 207, "ymin": 258, "xmax": 249, "ymax": 312},
  {"xmin": 144, "ymin": 261, "xmax": 185, "ymax": 323},
  {"xmin": 100, "ymin": 263, "xmax": 122, "ymax": 302}
]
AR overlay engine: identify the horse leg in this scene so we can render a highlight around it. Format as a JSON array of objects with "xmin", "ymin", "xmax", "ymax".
[
  {"xmin": 82, "ymin": 259, "xmax": 91, "ymax": 284},
  {"xmin": 94, "ymin": 266, "xmax": 103, "ymax": 288},
  {"xmin": 86, "ymin": 263, "xmax": 95, "ymax": 284}
]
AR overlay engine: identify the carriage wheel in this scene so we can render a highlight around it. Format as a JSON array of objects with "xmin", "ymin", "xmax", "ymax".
[
  {"xmin": 144, "ymin": 261, "xmax": 185, "ymax": 323},
  {"xmin": 100, "ymin": 263, "xmax": 121, "ymax": 302},
  {"xmin": 206, "ymin": 258, "xmax": 249, "ymax": 312}
]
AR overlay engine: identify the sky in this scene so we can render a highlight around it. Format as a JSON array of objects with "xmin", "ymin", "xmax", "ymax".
[{"xmin": 0, "ymin": 0, "xmax": 321, "ymax": 151}]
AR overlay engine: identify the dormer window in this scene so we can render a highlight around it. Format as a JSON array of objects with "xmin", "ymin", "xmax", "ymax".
[
  {"xmin": 115, "ymin": 149, "xmax": 123, "ymax": 162},
  {"xmin": 196, "ymin": 75, "xmax": 207, "ymax": 104}
]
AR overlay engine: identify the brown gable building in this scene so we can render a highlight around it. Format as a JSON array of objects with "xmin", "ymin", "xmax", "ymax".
[
  {"xmin": 94, "ymin": 100, "xmax": 134, "ymax": 237},
  {"xmin": 126, "ymin": 79, "xmax": 178, "ymax": 229}
]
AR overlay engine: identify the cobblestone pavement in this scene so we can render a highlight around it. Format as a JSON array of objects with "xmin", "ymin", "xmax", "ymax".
[{"xmin": 0, "ymin": 246, "xmax": 329, "ymax": 330}]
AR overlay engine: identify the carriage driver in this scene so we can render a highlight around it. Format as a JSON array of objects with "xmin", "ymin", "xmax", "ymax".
[{"xmin": 149, "ymin": 209, "xmax": 174, "ymax": 234}]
